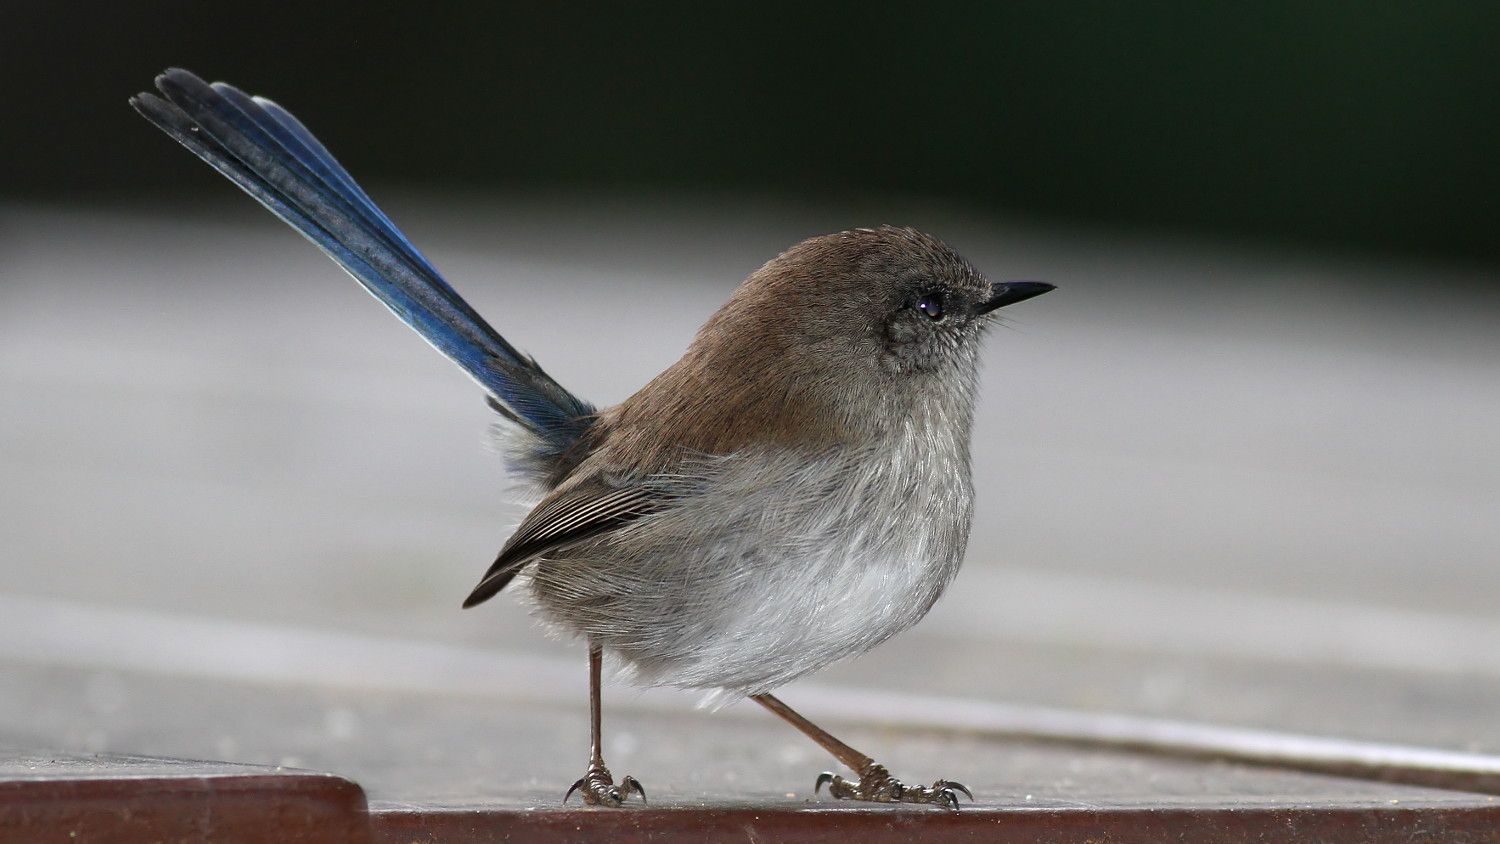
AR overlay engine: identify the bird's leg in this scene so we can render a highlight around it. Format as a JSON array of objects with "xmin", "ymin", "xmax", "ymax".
[
  {"xmin": 751, "ymin": 693, "xmax": 971, "ymax": 810},
  {"xmin": 563, "ymin": 641, "xmax": 647, "ymax": 806}
]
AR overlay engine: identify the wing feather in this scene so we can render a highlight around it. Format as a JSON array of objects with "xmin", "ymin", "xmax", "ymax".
[{"xmin": 461, "ymin": 479, "xmax": 671, "ymax": 608}]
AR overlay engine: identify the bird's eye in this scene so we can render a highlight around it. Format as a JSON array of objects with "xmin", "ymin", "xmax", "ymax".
[{"xmin": 916, "ymin": 292, "xmax": 946, "ymax": 321}]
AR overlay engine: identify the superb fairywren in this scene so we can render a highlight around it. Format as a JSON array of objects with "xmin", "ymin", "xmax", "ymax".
[{"xmin": 132, "ymin": 68, "xmax": 1053, "ymax": 809}]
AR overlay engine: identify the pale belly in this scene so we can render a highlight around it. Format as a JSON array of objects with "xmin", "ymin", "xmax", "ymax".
[{"xmin": 527, "ymin": 440, "xmax": 975, "ymax": 695}]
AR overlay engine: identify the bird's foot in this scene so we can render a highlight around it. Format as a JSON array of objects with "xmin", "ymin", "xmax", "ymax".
[
  {"xmin": 815, "ymin": 762, "xmax": 972, "ymax": 810},
  {"xmin": 563, "ymin": 762, "xmax": 647, "ymax": 807}
]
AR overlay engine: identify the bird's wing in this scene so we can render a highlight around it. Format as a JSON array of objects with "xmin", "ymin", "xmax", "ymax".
[
  {"xmin": 129, "ymin": 68, "xmax": 594, "ymax": 457},
  {"xmin": 462, "ymin": 476, "xmax": 672, "ymax": 608}
]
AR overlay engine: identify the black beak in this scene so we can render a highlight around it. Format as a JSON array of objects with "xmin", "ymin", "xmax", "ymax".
[{"xmin": 977, "ymin": 280, "xmax": 1055, "ymax": 314}]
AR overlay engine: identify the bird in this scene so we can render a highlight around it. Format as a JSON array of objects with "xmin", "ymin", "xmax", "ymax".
[{"xmin": 130, "ymin": 68, "xmax": 1054, "ymax": 810}]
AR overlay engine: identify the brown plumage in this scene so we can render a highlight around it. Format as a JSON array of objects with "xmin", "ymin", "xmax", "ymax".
[{"xmin": 465, "ymin": 227, "xmax": 1000, "ymax": 606}]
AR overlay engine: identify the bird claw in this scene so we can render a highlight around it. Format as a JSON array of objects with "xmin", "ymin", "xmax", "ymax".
[
  {"xmin": 924, "ymin": 782, "xmax": 968, "ymax": 810},
  {"xmin": 812, "ymin": 763, "xmax": 972, "ymax": 810},
  {"xmin": 621, "ymin": 775, "xmax": 648, "ymax": 803},
  {"xmin": 563, "ymin": 763, "xmax": 647, "ymax": 807},
  {"xmin": 929, "ymin": 779, "xmax": 974, "ymax": 803}
]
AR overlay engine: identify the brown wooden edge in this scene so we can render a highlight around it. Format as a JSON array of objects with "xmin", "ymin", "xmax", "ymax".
[
  {"xmin": 369, "ymin": 803, "xmax": 1500, "ymax": 844},
  {"xmin": 0, "ymin": 754, "xmax": 370, "ymax": 844},
  {"xmin": 6, "ymin": 752, "xmax": 1500, "ymax": 843}
]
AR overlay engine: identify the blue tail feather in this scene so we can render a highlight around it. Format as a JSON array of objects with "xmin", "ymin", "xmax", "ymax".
[{"xmin": 130, "ymin": 68, "xmax": 594, "ymax": 453}]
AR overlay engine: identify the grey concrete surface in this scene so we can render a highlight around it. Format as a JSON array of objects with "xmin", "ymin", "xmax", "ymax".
[
  {"xmin": 2, "ymin": 196, "xmax": 1497, "ymax": 754},
  {"xmin": 9, "ymin": 658, "xmax": 1500, "ymax": 813}
]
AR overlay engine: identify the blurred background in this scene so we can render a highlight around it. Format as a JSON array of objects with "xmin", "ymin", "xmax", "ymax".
[
  {"xmin": 2, "ymin": 0, "xmax": 1498, "ymax": 797},
  {"xmin": 7, "ymin": 2, "xmax": 1500, "ymax": 263}
]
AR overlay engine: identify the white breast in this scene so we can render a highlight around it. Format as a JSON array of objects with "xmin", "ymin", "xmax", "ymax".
[{"xmin": 612, "ymin": 412, "xmax": 975, "ymax": 696}]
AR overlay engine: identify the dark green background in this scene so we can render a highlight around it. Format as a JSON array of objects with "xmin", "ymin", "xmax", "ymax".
[{"xmin": 5, "ymin": 2, "xmax": 1497, "ymax": 265}]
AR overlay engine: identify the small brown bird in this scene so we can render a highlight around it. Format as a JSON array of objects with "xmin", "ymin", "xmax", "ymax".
[{"xmin": 132, "ymin": 68, "xmax": 1053, "ymax": 809}]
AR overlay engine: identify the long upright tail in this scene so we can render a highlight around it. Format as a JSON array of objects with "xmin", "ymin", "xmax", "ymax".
[{"xmin": 130, "ymin": 68, "xmax": 595, "ymax": 460}]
